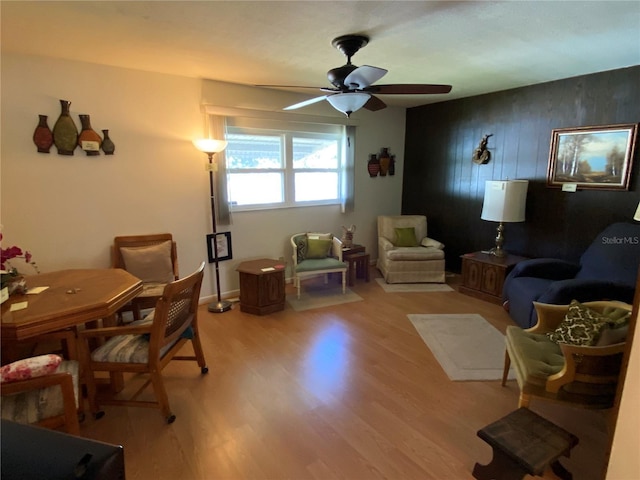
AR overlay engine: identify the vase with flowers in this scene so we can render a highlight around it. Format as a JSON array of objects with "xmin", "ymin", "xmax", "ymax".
[{"xmin": 1, "ymin": 233, "xmax": 39, "ymax": 296}]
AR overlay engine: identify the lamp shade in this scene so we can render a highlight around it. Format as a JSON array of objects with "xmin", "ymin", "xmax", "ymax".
[
  {"xmin": 634, "ymin": 201, "xmax": 640, "ymax": 221},
  {"xmin": 326, "ymin": 92, "xmax": 370, "ymax": 117},
  {"xmin": 481, "ymin": 180, "xmax": 529, "ymax": 223},
  {"xmin": 193, "ymin": 138, "xmax": 228, "ymax": 154}
]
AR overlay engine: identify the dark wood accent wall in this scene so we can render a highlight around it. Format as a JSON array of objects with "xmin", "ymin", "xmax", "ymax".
[{"xmin": 403, "ymin": 66, "xmax": 640, "ymax": 272}]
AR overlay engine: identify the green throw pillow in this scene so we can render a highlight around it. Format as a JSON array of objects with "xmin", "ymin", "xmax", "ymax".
[
  {"xmin": 547, "ymin": 300, "xmax": 610, "ymax": 346},
  {"xmin": 394, "ymin": 227, "xmax": 418, "ymax": 247},
  {"xmin": 306, "ymin": 238, "xmax": 332, "ymax": 259}
]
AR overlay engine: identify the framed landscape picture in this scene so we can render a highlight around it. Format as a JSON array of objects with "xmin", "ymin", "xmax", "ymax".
[
  {"xmin": 547, "ymin": 123, "xmax": 637, "ymax": 190},
  {"xmin": 206, "ymin": 232, "xmax": 232, "ymax": 262}
]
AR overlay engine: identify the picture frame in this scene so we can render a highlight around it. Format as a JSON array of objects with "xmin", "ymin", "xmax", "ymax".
[
  {"xmin": 547, "ymin": 123, "xmax": 637, "ymax": 190},
  {"xmin": 206, "ymin": 232, "xmax": 232, "ymax": 262}
]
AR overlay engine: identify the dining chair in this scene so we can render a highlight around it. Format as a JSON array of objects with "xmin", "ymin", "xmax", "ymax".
[
  {"xmin": 112, "ymin": 233, "xmax": 179, "ymax": 320},
  {"xmin": 1, "ymin": 354, "xmax": 81, "ymax": 435},
  {"xmin": 79, "ymin": 262, "xmax": 208, "ymax": 424}
]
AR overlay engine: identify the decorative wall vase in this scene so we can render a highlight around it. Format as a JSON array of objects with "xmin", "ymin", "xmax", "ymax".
[
  {"xmin": 77, "ymin": 114, "xmax": 102, "ymax": 156},
  {"xmin": 367, "ymin": 153, "xmax": 380, "ymax": 177},
  {"xmin": 389, "ymin": 154, "xmax": 396, "ymax": 176},
  {"xmin": 52, "ymin": 100, "xmax": 78, "ymax": 155},
  {"xmin": 100, "ymin": 129, "xmax": 115, "ymax": 155},
  {"xmin": 378, "ymin": 147, "xmax": 391, "ymax": 176},
  {"xmin": 32, "ymin": 114, "xmax": 54, "ymax": 153}
]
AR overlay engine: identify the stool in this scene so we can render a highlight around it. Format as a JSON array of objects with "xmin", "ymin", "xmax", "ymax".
[
  {"xmin": 473, "ymin": 408, "xmax": 578, "ymax": 480},
  {"xmin": 346, "ymin": 252, "xmax": 370, "ymax": 286}
]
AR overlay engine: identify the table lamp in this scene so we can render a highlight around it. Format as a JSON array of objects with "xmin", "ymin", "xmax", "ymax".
[
  {"xmin": 481, "ymin": 180, "xmax": 529, "ymax": 257},
  {"xmin": 193, "ymin": 138, "xmax": 231, "ymax": 313}
]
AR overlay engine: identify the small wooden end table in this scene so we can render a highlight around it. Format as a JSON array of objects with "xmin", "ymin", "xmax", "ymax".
[
  {"xmin": 459, "ymin": 251, "xmax": 528, "ymax": 304},
  {"xmin": 237, "ymin": 259, "xmax": 285, "ymax": 316},
  {"xmin": 342, "ymin": 245, "xmax": 369, "ymax": 286},
  {"xmin": 473, "ymin": 407, "xmax": 578, "ymax": 480}
]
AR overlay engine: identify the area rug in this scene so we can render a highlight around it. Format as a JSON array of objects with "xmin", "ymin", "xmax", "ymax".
[
  {"xmin": 407, "ymin": 313, "xmax": 514, "ymax": 381},
  {"xmin": 286, "ymin": 283, "xmax": 363, "ymax": 311},
  {"xmin": 375, "ymin": 278, "xmax": 454, "ymax": 293}
]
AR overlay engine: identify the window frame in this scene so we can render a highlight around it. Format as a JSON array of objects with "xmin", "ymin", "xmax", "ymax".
[{"xmin": 224, "ymin": 123, "xmax": 344, "ymax": 211}]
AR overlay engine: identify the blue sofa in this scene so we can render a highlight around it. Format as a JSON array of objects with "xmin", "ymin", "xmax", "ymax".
[{"xmin": 503, "ymin": 222, "xmax": 640, "ymax": 328}]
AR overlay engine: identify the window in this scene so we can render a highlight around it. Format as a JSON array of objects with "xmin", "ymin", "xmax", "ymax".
[{"xmin": 224, "ymin": 118, "xmax": 344, "ymax": 210}]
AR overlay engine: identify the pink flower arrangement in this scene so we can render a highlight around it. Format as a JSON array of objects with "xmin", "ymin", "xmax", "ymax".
[{"xmin": 0, "ymin": 232, "xmax": 40, "ymax": 274}]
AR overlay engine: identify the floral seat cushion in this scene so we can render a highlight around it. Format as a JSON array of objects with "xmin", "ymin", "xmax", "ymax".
[{"xmin": 1, "ymin": 360, "xmax": 79, "ymax": 425}]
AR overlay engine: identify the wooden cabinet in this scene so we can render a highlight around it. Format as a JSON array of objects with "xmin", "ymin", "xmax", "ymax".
[
  {"xmin": 237, "ymin": 259, "xmax": 285, "ymax": 315},
  {"xmin": 459, "ymin": 252, "xmax": 528, "ymax": 304}
]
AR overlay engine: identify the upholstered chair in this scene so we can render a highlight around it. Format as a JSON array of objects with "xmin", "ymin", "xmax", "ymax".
[
  {"xmin": 502, "ymin": 300, "xmax": 632, "ymax": 409},
  {"xmin": 291, "ymin": 232, "xmax": 347, "ymax": 299},
  {"xmin": 377, "ymin": 215, "xmax": 446, "ymax": 283},
  {"xmin": 1, "ymin": 354, "xmax": 81, "ymax": 435},
  {"xmin": 79, "ymin": 262, "xmax": 207, "ymax": 424},
  {"xmin": 112, "ymin": 233, "xmax": 179, "ymax": 320}
]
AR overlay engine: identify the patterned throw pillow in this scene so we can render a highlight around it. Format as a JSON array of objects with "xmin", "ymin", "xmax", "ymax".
[
  {"xmin": 546, "ymin": 300, "xmax": 611, "ymax": 346},
  {"xmin": 0, "ymin": 354, "xmax": 63, "ymax": 384},
  {"xmin": 295, "ymin": 237, "xmax": 307, "ymax": 262}
]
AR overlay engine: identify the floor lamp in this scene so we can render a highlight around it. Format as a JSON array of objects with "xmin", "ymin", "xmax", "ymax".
[
  {"xmin": 480, "ymin": 180, "xmax": 529, "ymax": 257},
  {"xmin": 193, "ymin": 138, "xmax": 232, "ymax": 313}
]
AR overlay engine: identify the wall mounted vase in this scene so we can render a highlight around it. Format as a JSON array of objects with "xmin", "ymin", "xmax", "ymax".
[
  {"xmin": 367, "ymin": 154, "xmax": 380, "ymax": 177},
  {"xmin": 77, "ymin": 114, "xmax": 102, "ymax": 156},
  {"xmin": 32, "ymin": 114, "xmax": 54, "ymax": 153},
  {"xmin": 52, "ymin": 100, "xmax": 78, "ymax": 155},
  {"xmin": 378, "ymin": 147, "xmax": 391, "ymax": 176},
  {"xmin": 100, "ymin": 129, "xmax": 115, "ymax": 155}
]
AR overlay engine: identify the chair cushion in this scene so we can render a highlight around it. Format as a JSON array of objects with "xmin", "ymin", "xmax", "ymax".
[
  {"xmin": 547, "ymin": 300, "xmax": 613, "ymax": 346},
  {"xmin": 295, "ymin": 257, "xmax": 347, "ymax": 273},
  {"xmin": 386, "ymin": 247, "xmax": 444, "ymax": 261},
  {"xmin": 0, "ymin": 354, "xmax": 62, "ymax": 384},
  {"xmin": 120, "ymin": 241, "xmax": 174, "ymax": 283},
  {"xmin": 90, "ymin": 314, "xmax": 183, "ymax": 363},
  {"xmin": 506, "ymin": 326, "xmax": 564, "ymax": 387},
  {"xmin": 139, "ymin": 282, "xmax": 166, "ymax": 298},
  {"xmin": 1, "ymin": 360, "xmax": 79, "ymax": 425},
  {"xmin": 421, "ymin": 237, "xmax": 445, "ymax": 249},
  {"xmin": 394, "ymin": 227, "xmax": 419, "ymax": 247}
]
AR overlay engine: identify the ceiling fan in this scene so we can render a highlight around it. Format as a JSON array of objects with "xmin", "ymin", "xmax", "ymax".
[{"xmin": 261, "ymin": 34, "xmax": 452, "ymax": 117}]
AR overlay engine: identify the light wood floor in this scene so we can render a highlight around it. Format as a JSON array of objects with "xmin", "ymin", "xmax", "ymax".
[{"xmin": 78, "ymin": 270, "xmax": 612, "ymax": 480}]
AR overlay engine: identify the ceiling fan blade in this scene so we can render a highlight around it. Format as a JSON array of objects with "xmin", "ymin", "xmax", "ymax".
[
  {"xmin": 283, "ymin": 95, "xmax": 328, "ymax": 111},
  {"xmin": 257, "ymin": 84, "xmax": 324, "ymax": 89},
  {"xmin": 365, "ymin": 84, "xmax": 452, "ymax": 95},
  {"xmin": 344, "ymin": 65, "xmax": 388, "ymax": 90},
  {"xmin": 363, "ymin": 95, "xmax": 387, "ymax": 111}
]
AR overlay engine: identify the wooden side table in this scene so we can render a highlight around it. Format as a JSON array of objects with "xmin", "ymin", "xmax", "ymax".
[
  {"xmin": 459, "ymin": 251, "xmax": 528, "ymax": 304},
  {"xmin": 473, "ymin": 407, "xmax": 578, "ymax": 480},
  {"xmin": 237, "ymin": 259, "xmax": 285, "ymax": 316},
  {"xmin": 342, "ymin": 245, "xmax": 369, "ymax": 286}
]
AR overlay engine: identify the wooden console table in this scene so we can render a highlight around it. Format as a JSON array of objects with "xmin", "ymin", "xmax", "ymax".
[
  {"xmin": 459, "ymin": 251, "xmax": 528, "ymax": 304},
  {"xmin": 237, "ymin": 259, "xmax": 285, "ymax": 316}
]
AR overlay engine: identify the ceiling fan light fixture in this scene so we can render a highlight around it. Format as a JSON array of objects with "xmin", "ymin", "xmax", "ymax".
[{"xmin": 327, "ymin": 92, "xmax": 371, "ymax": 117}]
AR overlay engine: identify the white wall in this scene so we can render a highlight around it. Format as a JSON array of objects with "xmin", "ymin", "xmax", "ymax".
[{"xmin": 1, "ymin": 53, "xmax": 406, "ymax": 301}]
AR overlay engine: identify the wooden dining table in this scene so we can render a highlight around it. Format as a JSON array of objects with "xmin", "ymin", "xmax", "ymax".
[{"xmin": 1, "ymin": 269, "xmax": 143, "ymax": 342}]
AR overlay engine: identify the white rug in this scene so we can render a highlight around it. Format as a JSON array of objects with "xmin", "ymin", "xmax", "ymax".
[
  {"xmin": 407, "ymin": 313, "xmax": 514, "ymax": 381},
  {"xmin": 286, "ymin": 283, "xmax": 363, "ymax": 311},
  {"xmin": 375, "ymin": 278, "xmax": 454, "ymax": 293}
]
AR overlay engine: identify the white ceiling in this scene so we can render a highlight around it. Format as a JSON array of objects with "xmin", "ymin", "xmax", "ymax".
[{"xmin": 2, "ymin": 1, "xmax": 639, "ymax": 108}]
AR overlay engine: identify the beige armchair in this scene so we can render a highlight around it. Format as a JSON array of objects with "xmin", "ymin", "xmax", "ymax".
[
  {"xmin": 502, "ymin": 300, "xmax": 632, "ymax": 409},
  {"xmin": 376, "ymin": 215, "xmax": 445, "ymax": 284},
  {"xmin": 291, "ymin": 232, "xmax": 347, "ymax": 299}
]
